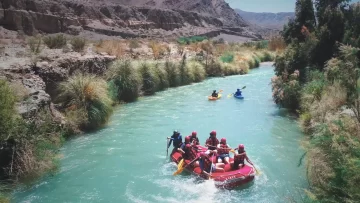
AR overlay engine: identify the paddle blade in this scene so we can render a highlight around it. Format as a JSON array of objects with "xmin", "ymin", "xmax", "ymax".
[
  {"xmin": 173, "ymin": 167, "xmax": 184, "ymax": 176},
  {"xmin": 177, "ymin": 159, "xmax": 184, "ymax": 170},
  {"xmin": 230, "ymin": 149, "xmax": 235, "ymax": 153},
  {"xmin": 241, "ymin": 86, "xmax": 246, "ymax": 90}
]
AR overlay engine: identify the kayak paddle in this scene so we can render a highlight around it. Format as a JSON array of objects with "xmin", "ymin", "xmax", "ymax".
[{"xmin": 166, "ymin": 138, "xmax": 170, "ymax": 157}]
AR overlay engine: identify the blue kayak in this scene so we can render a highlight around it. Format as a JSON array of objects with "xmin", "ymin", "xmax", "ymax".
[{"xmin": 234, "ymin": 94, "xmax": 244, "ymax": 99}]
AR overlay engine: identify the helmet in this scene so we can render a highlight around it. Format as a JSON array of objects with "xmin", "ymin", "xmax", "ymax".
[
  {"xmin": 237, "ymin": 88, "xmax": 240, "ymax": 91},
  {"xmin": 185, "ymin": 144, "xmax": 191, "ymax": 149},
  {"xmin": 185, "ymin": 136, "xmax": 191, "ymax": 143},
  {"xmin": 173, "ymin": 130, "xmax": 180, "ymax": 135},
  {"xmin": 210, "ymin": 130, "xmax": 216, "ymax": 136},
  {"xmin": 213, "ymin": 90, "xmax": 216, "ymax": 92},
  {"xmin": 191, "ymin": 131, "xmax": 197, "ymax": 136},
  {"xmin": 221, "ymin": 138, "xmax": 226, "ymax": 144},
  {"xmin": 238, "ymin": 144, "xmax": 245, "ymax": 150}
]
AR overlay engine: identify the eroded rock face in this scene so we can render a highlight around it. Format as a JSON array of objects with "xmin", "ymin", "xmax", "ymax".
[
  {"xmin": 0, "ymin": 0, "xmax": 261, "ymax": 39},
  {"xmin": 0, "ymin": 52, "xmax": 116, "ymax": 118}
]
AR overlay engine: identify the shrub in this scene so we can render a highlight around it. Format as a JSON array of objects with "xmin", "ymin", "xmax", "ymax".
[
  {"xmin": 129, "ymin": 40, "xmax": 140, "ymax": 49},
  {"xmin": 27, "ymin": 36, "xmax": 42, "ymax": 54},
  {"xmin": 148, "ymin": 41, "xmax": 165, "ymax": 60},
  {"xmin": 106, "ymin": 60, "xmax": 142, "ymax": 102},
  {"xmin": 177, "ymin": 36, "xmax": 207, "ymax": 45},
  {"xmin": 58, "ymin": 73, "xmax": 113, "ymax": 130},
  {"xmin": 95, "ymin": 40, "xmax": 125, "ymax": 57},
  {"xmin": 70, "ymin": 37, "xmax": 86, "ymax": 52},
  {"xmin": 268, "ymin": 36, "xmax": 286, "ymax": 51},
  {"xmin": 164, "ymin": 61, "xmax": 180, "ymax": 87},
  {"xmin": 138, "ymin": 63, "xmax": 160, "ymax": 95},
  {"xmin": 153, "ymin": 63, "xmax": 170, "ymax": 91},
  {"xmin": 205, "ymin": 59, "xmax": 224, "ymax": 77},
  {"xmin": 220, "ymin": 52, "xmax": 234, "ymax": 63},
  {"xmin": 178, "ymin": 57, "xmax": 194, "ymax": 85},
  {"xmin": 0, "ymin": 80, "xmax": 17, "ymax": 141},
  {"xmin": 43, "ymin": 34, "xmax": 67, "ymax": 49},
  {"xmin": 188, "ymin": 61, "xmax": 206, "ymax": 82}
]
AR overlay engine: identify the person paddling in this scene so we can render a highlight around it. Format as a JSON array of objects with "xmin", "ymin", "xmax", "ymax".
[
  {"xmin": 217, "ymin": 138, "xmax": 231, "ymax": 164},
  {"xmin": 167, "ymin": 130, "xmax": 183, "ymax": 155},
  {"xmin": 190, "ymin": 131, "xmax": 200, "ymax": 146},
  {"xmin": 234, "ymin": 88, "xmax": 242, "ymax": 96},
  {"xmin": 231, "ymin": 144, "xmax": 254, "ymax": 170},
  {"xmin": 198, "ymin": 152, "xmax": 225, "ymax": 178},
  {"xmin": 179, "ymin": 136, "xmax": 191, "ymax": 154},
  {"xmin": 211, "ymin": 90, "xmax": 218, "ymax": 98}
]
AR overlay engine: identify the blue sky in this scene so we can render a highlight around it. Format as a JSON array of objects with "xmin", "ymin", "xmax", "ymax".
[{"xmin": 226, "ymin": 0, "xmax": 360, "ymax": 13}]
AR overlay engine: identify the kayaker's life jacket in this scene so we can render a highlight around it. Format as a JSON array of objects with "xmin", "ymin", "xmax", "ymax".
[
  {"xmin": 217, "ymin": 144, "xmax": 230, "ymax": 155},
  {"xmin": 200, "ymin": 156, "xmax": 213, "ymax": 173},
  {"xmin": 190, "ymin": 136, "xmax": 200, "ymax": 145},
  {"xmin": 233, "ymin": 150, "xmax": 246, "ymax": 169},
  {"xmin": 206, "ymin": 138, "xmax": 219, "ymax": 150},
  {"xmin": 212, "ymin": 93, "xmax": 218, "ymax": 97}
]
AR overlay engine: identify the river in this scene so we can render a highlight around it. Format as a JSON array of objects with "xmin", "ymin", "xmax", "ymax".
[{"xmin": 13, "ymin": 63, "xmax": 307, "ymax": 203}]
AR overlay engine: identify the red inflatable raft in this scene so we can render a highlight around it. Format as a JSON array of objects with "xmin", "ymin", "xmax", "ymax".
[{"xmin": 171, "ymin": 145, "xmax": 255, "ymax": 189}]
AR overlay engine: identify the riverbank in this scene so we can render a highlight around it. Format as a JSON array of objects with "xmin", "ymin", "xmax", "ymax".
[
  {"xmin": 271, "ymin": 2, "xmax": 360, "ymax": 202},
  {"xmin": 0, "ymin": 30, "xmax": 283, "ymax": 200}
]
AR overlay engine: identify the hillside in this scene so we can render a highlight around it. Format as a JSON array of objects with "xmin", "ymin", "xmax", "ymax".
[
  {"xmin": 235, "ymin": 9, "xmax": 294, "ymax": 30},
  {"xmin": 0, "ymin": 0, "xmax": 262, "ymax": 40}
]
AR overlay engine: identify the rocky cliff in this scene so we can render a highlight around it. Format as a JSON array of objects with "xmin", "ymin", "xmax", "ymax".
[{"xmin": 0, "ymin": 0, "xmax": 261, "ymax": 39}]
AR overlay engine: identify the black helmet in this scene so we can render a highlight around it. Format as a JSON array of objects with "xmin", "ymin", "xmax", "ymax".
[
  {"xmin": 173, "ymin": 130, "xmax": 180, "ymax": 135},
  {"xmin": 213, "ymin": 90, "xmax": 216, "ymax": 92}
]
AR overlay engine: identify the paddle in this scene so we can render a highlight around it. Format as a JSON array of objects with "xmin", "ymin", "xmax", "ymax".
[
  {"xmin": 166, "ymin": 137, "xmax": 170, "ymax": 157},
  {"xmin": 173, "ymin": 157, "xmax": 199, "ymax": 176},
  {"xmin": 227, "ymin": 86, "xmax": 246, "ymax": 97}
]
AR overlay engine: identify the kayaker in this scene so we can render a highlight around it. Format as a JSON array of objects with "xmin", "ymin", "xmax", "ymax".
[
  {"xmin": 231, "ymin": 144, "xmax": 254, "ymax": 170},
  {"xmin": 217, "ymin": 138, "xmax": 231, "ymax": 164},
  {"xmin": 198, "ymin": 152, "xmax": 225, "ymax": 178},
  {"xmin": 234, "ymin": 88, "xmax": 242, "ymax": 96},
  {"xmin": 167, "ymin": 130, "xmax": 183, "ymax": 155},
  {"xmin": 190, "ymin": 131, "xmax": 200, "ymax": 146},
  {"xmin": 211, "ymin": 90, "xmax": 218, "ymax": 97}
]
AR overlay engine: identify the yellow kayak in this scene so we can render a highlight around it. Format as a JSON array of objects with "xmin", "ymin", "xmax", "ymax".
[{"xmin": 208, "ymin": 94, "xmax": 222, "ymax": 101}]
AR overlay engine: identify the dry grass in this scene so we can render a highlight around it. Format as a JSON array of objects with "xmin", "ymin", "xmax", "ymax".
[
  {"xmin": 148, "ymin": 41, "xmax": 166, "ymax": 60},
  {"xmin": 95, "ymin": 40, "xmax": 125, "ymax": 57},
  {"xmin": 268, "ymin": 36, "xmax": 287, "ymax": 51}
]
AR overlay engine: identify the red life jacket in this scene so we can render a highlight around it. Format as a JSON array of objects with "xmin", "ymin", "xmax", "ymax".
[
  {"xmin": 217, "ymin": 144, "xmax": 230, "ymax": 155},
  {"xmin": 233, "ymin": 150, "xmax": 246, "ymax": 169},
  {"xmin": 184, "ymin": 146, "xmax": 197, "ymax": 160},
  {"xmin": 190, "ymin": 136, "xmax": 200, "ymax": 145},
  {"xmin": 201, "ymin": 156, "xmax": 212, "ymax": 172},
  {"xmin": 206, "ymin": 138, "xmax": 219, "ymax": 150}
]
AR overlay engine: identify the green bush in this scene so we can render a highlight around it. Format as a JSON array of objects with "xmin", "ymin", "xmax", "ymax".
[
  {"xmin": 138, "ymin": 63, "xmax": 160, "ymax": 95},
  {"xmin": 58, "ymin": 73, "xmax": 113, "ymax": 130},
  {"xmin": 153, "ymin": 63, "xmax": 170, "ymax": 91},
  {"xmin": 70, "ymin": 37, "xmax": 86, "ymax": 52},
  {"xmin": 164, "ymin": 61, "xmax": 180, "ymax": 87},
  {"xmin": 43, "ymin": 34, "xmax": 67, "ymax": 49},
  {"xmin": 178, "ymin": 58, "xmax": 194, "ymax": 85},
  {"xmin": 188, "ymin": 61, "xmax": 206, "ymax": 82},
  {"xmin": 27, "ymin": 36, "xmax": 42, "ymax": 54},
  {"xmin": 220, "ymin": 52, "xmax": 234, "ymax": 63},
  {"xmin": 177, "ymin": 36, "xmax": 207, "ymax": 45},
  {"xmin": 205, "ymin": 60, "xmax": 224, "ymax": 77},
  {"xmin": 106, "ymin": 60, "xmax": 142, "ymax": 102},
  {"xmin": 0, "ymin": 80, "xmax": 17, "ymax": 141}
]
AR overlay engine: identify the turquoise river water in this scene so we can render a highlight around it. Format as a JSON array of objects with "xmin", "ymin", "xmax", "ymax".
[{"xmin": 13, "ymin": 63, "xmax": 307, "ymax": 203}]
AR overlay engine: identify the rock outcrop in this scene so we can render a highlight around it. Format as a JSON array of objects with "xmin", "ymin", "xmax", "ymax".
[
  {"xmin": 0, "ymin": 0, "xmax": 261, "ymax": 39},
  {"xmin": 0, "ymin": 51, "xmax": 116, "ymax": 118}
]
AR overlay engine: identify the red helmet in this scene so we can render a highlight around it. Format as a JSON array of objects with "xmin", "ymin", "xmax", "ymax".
[
  {"xmin": 210, "ymin": 130, "xmax": 216, "ymax": 136},
  {"xmin": 185, "ymin": 136, "xmax": 191, "ymax": 144},
  {"xmin": 191, "ymin": 131, "xmax": 197, "ymax": 136},
  {"xmin": 221, "ymin": 138, "xmax": 226, "ymax": 144},
  {"xmin": 185, "ymin": 144, "xmax": 191, "ymax": 149},
  {"xmin": 238, "ymin": 144, "xmax": 245, "ymax": 150}
]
